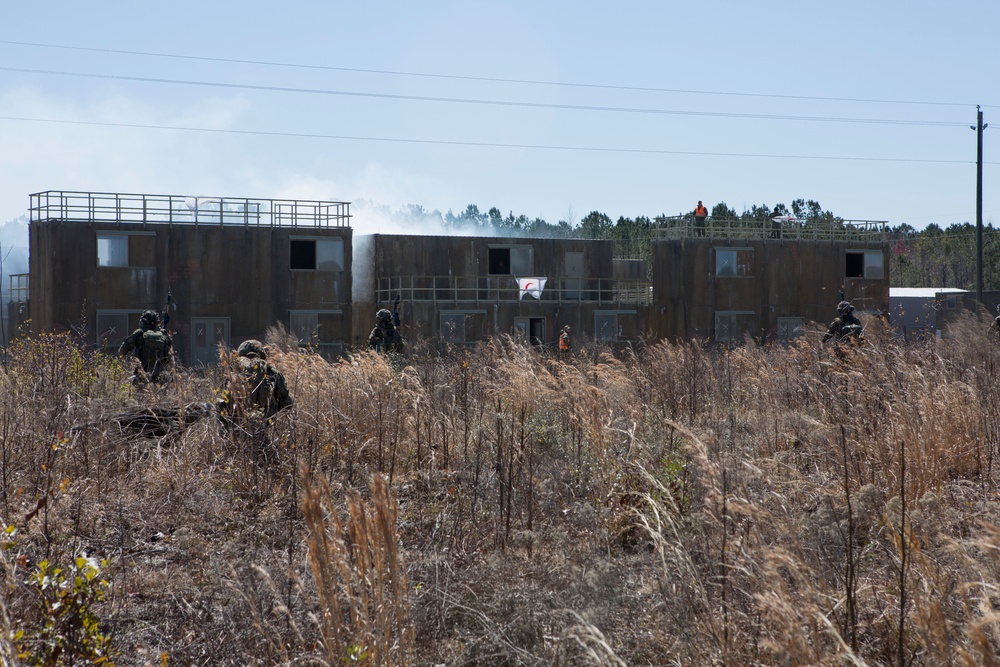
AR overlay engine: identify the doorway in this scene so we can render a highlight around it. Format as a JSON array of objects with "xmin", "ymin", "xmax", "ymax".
[
  {"xmin": 515, "ymin": 317, "xmax": 546, "ymax": 347},
  {"xmin": 191, "ymin": 317, "xmax": 230, "ymax": 365}
]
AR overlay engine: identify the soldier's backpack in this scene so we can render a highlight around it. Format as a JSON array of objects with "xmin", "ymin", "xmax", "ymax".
[
  {"xmin": 141, "ymin": 329, "xmax": 170, "ymax": 365},
  {"xmin": 239, "ymin": 356, "xmax": 275, "ymax": 414}
]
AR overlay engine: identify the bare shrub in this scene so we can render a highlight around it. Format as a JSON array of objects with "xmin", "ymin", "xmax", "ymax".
[{"xmin": 301, "ymin": 470, "xmax": 412, "ymax": 665}]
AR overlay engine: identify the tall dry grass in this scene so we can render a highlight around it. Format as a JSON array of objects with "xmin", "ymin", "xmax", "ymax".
[{"xmin": 1, "ymin": 316, "xmax": 1000, "ymax": 664}]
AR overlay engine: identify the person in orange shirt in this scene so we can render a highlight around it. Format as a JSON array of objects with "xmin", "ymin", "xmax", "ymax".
[
  {"xmin": 694, "ymin": 200, "xmax": 708, "ymax": 237},
  {"xmin": 558, "ymin": 325, "xmax": 571, "ymax": 356}
]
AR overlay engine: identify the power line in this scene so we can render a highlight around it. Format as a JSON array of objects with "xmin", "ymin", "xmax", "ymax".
[
  {"xmin": 0, "ymin": 66, "xmax": 970, "ymax": 128},
  {"xmin": 0, "ymin": 38, "xmax": 991, "ymax": 109},
  {"xmin": 0, "ymin": 115, "xmax": 977, "ymax": 163}
]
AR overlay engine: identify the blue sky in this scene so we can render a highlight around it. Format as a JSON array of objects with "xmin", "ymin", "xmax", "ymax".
[{"xmin": 1, "ymin": 1, "xmax": 997, "ymax": 234}]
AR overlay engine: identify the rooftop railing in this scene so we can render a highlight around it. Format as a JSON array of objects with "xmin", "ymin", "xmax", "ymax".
[
  {"xmin": 30, "ymin": 190, "xmax": 351, "ymax": 228},
  {"xmin": 376, "ymin": 275, "xmax": 652, "ymax": 306},
  {"xmin": 653, "ymin": 215, "xmax": 887, "ymax": 242}
]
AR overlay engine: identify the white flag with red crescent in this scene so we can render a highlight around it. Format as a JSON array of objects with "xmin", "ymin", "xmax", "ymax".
[{"xmin": 517, "ymin": 277, "xmax": 546, "ymax": 300}]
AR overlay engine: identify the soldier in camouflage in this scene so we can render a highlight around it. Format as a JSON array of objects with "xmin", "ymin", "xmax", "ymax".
[
  {"xmin": 368, "ymin": 309, "xmax": 405, "ymax": 354},
  {"xmin": 119, "ymin": 309, "xmax": 174, "ymax": 383},
  {"xmin": 217, "ymin": 339, "xmax": 293, "ymax": 421},
  {"xmin": 823, "ymin": 301, "xmax": 863, "ymax": 344}
]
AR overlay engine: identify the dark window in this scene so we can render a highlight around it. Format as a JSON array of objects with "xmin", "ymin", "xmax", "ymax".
[
  {"xmin": 845, "ymin": 252, "xmax": 864, "ymax": 278},
  {"xmin": 291, "ymin": 238, "xmax": 345, "ymax": 271},
  {"xmin": 291, "ymin": 239, "xmax": 316, "ymax": 270},
  {"xmin": 489, "ymin": 247, "xmax": 511, "ymax": 275}
]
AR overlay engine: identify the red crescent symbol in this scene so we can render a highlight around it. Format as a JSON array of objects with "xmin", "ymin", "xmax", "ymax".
[{"xmin": 524, "ymin": 282, "xmax": 534, "ymax": 289}]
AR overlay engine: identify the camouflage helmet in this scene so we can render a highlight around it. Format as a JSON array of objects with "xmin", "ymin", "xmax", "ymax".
[
  {"xmin": 376, "ymin": 309, "xmax": 393, "ymax": 326},
  {"xmin": 837, "ymin": 300, "xmax": 854, "ymax": 314},
  {"xmin": 140, "ymin": 310, "xmax": 160, "ymax": 327},
  {"xmin": 237, "ymin": 339, "xmax": 267, "ymax": 359}
]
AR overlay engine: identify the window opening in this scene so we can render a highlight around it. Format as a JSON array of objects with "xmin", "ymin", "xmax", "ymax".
[
  {"xmin": 290, "ymin": 238, "xmax": 345, "ymax": 271},
  {"xmin": 488, "ymin": 245, "xmax": 532, "ymax": 275},
  {"xmin": 715, "ymin": 311, "xmax": 755, "ymax": 343},
  {"xmin": 846, "ymin": 250, "xmax": 883, "ymax": 279},
  {"xmin": 441, "ymin": 311, "xmax": 486, "ymax": 343},
  {"xmin": 290, "ymin": 239, "xmax": 316, "ymax": 270},
  {"xmin": 715, "ymin": 248, "xmax": 753, "ymax": 277},
  {"xmin": 488, "ymin": 248, "xmax": 510, "ymax": 275},
  {"xmin": 777, "ymin": 317, "xmax": 805, "ymax": 344},
  {"xmin": 595, "ymin": 312, "xmax": 617, "ymax": 342},
  {"xmin": 97, "ymin": 235, "xmax": 128, "ymax": 267}
]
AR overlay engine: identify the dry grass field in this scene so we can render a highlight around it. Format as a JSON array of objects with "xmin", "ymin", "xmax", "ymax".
[{"xmin": 2, "ymin": 315, "xmax": 1000, "ymax": 666}]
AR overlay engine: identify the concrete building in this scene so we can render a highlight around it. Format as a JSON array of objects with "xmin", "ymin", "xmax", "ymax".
[
  {"xmin": 649, "ymin": 216, "xmax": 891, "ymax": 343},
  {"xmin": 26, "ymin": 190, "xmax": 352, "ymax": 362},
  {"xmin": 352, "ymin": 233, "xmax": 653, "ymax": 349}
]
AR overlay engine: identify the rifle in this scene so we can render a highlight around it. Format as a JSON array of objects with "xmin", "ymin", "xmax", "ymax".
[
  {"xmin": 161, "ymin": 290, "xmax": 174, "ymax": 330},
  {"xmin": 392, "ymin": 293, "xmax": 401, "ymax": 328}
]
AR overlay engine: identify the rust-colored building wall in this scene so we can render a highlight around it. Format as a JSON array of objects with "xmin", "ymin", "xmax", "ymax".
[
  {"xmin": 29, "ymin": 220, "xmax": 352, "ymax": 361},
  {"xmin": 373, "ymin": 234, "xmax": 615, "ymax": 278},
  {"xmin": 651, "ymin": 238, "xmax": 890, "ymax": 342},
  {"xmin": 353, "ymin": 234, "xmax": 649, "ymax": 348}
]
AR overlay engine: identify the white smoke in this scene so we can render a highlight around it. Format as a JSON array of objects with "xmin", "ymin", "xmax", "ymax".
[
  {"xmin": 349, "ymin": 201, "xmax": 455, "ymax": 305},
  {"xmin": 0, "ymin": 215, "xmax": 30, "ymax": 297},
  {"xmin": 348, "ymin": 199, "xmax": 506, "ymax": 305},
  {"xmin": 0, "ymin": 216, "xmax": 28, "ymax": 249},
  {"xmin": 351, "ymin": 234, "xmax": 375, "ymax": 305},
  {"xmin": 350, "ymin": 198, "xmax": 449, "ymax": 236}
]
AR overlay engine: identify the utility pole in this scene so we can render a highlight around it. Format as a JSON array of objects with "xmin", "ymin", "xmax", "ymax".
[{"xmin": 973, "ymin": 105, "xmax": 988, "ymax": 313}]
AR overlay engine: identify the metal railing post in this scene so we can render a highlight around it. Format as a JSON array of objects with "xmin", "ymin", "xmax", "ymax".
[{"xmin": 26, "ymin": 190, "xmax": 351, "ymax": 229}]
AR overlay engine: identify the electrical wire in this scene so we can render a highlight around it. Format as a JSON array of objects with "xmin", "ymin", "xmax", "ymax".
[
  {"xmin": 0, "ymin": 115, "xmax": 976, "ymax": 163},
  {"xmin": 0, "ymin": 66, "xmax": 970, "ymax": 128},
  {"xmin": 0, "ymin": 39, "xmax": 992, "ymax": 109}
]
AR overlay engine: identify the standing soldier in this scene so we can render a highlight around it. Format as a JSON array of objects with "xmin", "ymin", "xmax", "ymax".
[
  {"xmin": 558, "ymin": 325, "xmax": 572, "ymax": 355},
  {"xmin": 119, "ymin": 309, "xmax": 173, "ymax": 383},
  {"xmin": 368, "ymin": 308, "xmax": 405, "ymax": 354},
  {"xmin": 823, "ymin": 301, "xmax": 863, "ymax": 343}
]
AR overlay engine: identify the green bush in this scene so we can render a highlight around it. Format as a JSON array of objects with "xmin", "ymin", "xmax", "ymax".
[{"xmin": 15, "ymin": 553, "xmax": 116, "ymax": 666}]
